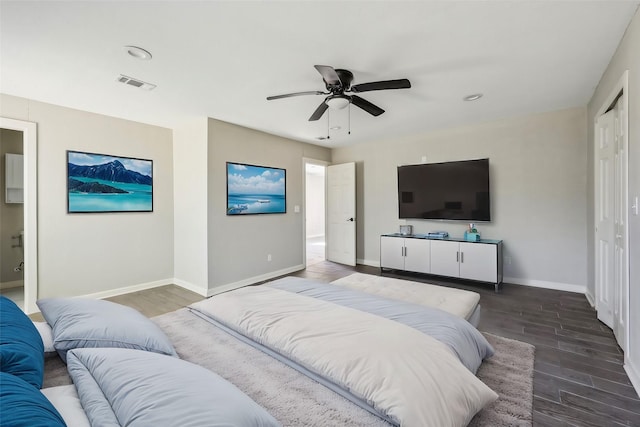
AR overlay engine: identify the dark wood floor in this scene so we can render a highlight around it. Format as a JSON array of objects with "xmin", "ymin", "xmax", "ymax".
[
  {"xmin": 293, "ymin": 261, "xmax": 640, "ymax": 427},
  {"xmin": 31, "ymin": 260, "xmax": 639, "ymax": 426}
]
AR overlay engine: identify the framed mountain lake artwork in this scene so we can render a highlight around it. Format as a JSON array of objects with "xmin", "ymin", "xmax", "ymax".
[
  {"xmin": 67, "ymin": 151, "xmax": 153, "ymax": 213},
  {"xmin": 227, "ymin": 162, "xmax": 286, "ymax": 215}
]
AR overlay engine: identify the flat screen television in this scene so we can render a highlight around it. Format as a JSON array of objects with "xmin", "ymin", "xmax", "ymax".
[{"xmin": 397, "ymin": 158, "xmax": 490, "ymax": 221}]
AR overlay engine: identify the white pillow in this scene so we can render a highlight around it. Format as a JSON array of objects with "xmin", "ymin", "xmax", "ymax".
[
  {"xmin": 41, "ymin": 385, "xmax": 91, "ymax": 427},
  {"xmin": 33, "ymin": 321, "xmax": 56, "ymax": 355},
  {"xmin": 36, "ymin": 297, "xmax": 178, "ymax": 362}
]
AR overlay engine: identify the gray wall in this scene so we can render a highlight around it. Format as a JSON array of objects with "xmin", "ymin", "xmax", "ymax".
[
  {"xmin": 0, "ymin": 129, "xmax": 24, "ymax": 285},
  {"xmin": 587, "ymin": 7, "xmax": 640, "ymax": 390},
  {"xmin": 206, "ymin": 118, "xmax": 330, "ymax": 291},
  {"xmin": 332, "ymin": 107, "xmax": 588, "ymax": 291},
  {"xmin": 0, "ymin": 94, "xmax": 174, "ymax": 298}
]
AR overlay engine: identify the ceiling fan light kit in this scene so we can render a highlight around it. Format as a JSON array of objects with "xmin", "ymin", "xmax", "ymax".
[
  {"xmin": 326, "ymin": 95, "xmax": 350, "ymax": 110},
  {"xmin": 266, "ymin": 65, "xmax": 411, "ymax": 128}
]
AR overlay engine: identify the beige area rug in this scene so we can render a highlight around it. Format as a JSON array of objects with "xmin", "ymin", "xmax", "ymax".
[
  {"xmin": 470, "ymin": 332, "xmax": 535, "ymax": 426},
  {"xmin": 43, "ymin": 309, "xmax": 534, "ymax": 426}
]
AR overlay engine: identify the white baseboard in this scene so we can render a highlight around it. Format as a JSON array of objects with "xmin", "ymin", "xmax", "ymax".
[
  {"xmin": 585, "ymin": 290, "xmax": 596, "ymax": 307},
  {"xmin": 306, "ymin": 234, "xmax": 325, "ymax": 239},
  {"xmin": 172, "ymin": 279, "xmax": 208, "ymax": 297},
  {"xmin": 503, "ymin": 276, "xmax": 586, "ymax": 294},
  {"xmin": 625, "ymin": 359, "xmax": 640, "ymax": 398},
  {"xmin": 206, "ymin": 264, "xmax": 305, "ymax": 297},
  {"xmin": 357, "ymin": 258, "xmax": 380, "ymax": 268},
  {"xmin": 0, "ymin": 280, "xmax": 23, "ymax": 290},
  {"xmin": 80, "ymin": 278, "xmax": 174, "ymax": 300}
]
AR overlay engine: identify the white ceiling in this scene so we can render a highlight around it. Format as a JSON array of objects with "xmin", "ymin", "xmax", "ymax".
[{"xmin": 1, "ymin": 1, "xmax": 638, "ymax": 147}]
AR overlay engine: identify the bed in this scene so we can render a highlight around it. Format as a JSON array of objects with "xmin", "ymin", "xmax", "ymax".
[
  {"xmin": 329, "ymin": 272, "xmax": 482, "ymax": 326},
  {"xmin": 3, "ymin": 274, "xmax": 499, "ymax": 427}
]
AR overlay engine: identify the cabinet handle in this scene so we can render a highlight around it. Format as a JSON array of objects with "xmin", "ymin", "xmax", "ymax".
[
  {"xmin": 405, "ymin": 247, "xmax": 407, "ymax": 257},
  {"xmin": 456, "ymin": 251, "xmax": 459, "ymax": 262},
  {"xmin": 461, "ymin": 252, "xmax": 464, "ymax": 263}
]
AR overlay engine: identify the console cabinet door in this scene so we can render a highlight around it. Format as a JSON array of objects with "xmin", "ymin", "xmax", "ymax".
[
  {"xmin": 380, "ymin": 237, "xmax": 405, "ymax": 270},
  {"xmin": 403, "ymin": 238, "xmax": 430, "ymax": 274},
  {"xmin": 430, "ymin": 240, "xmax": 460, "ymax": 278},
  {"xmin": 459, "ymin": 242, "xmax": 497, "ymax": 282}
]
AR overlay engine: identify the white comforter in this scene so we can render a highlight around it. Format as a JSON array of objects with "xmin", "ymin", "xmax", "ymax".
[{"xmin": 191, "ymin": 286, "xmax": 497, "ymax": 427}]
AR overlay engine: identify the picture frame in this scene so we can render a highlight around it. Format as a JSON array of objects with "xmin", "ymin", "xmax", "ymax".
[
  {"xmin": 67, "ymin": 150, "xmax": 153, "ymax": 213},
  {"xmin": 227, "ymin": 161, "xmax": 286, "ymax": 215}
]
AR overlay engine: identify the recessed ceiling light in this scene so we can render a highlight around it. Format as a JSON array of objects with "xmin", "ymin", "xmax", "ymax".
[
  {"xmin": 125, "ymin": 45, "xmax": 152, "ymax": 60},
  {"xmin": 463, "ymin": 93, "xmax": 483, "ymax": 102},
  {"xmin": 330, "ymin": 126, "xmax": 341, "ymax": 130}
]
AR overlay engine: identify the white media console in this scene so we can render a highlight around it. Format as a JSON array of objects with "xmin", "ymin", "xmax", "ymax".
[{"xmin": 380, "ymin": 234, "xmax": 503, "ymax": 291}]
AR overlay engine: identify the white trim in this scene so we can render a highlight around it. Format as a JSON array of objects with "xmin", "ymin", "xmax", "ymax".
[
  {"xmin": 625, "ymin": 360, "xmax": 640, "ymax": 398},
  {"xmin": 306, "ymin": 234, "xmax": 325, "ymax": 239},
  {"xmin": 585, "ymin": 290, "xmax": 596, "ymax": 308},
  {"xmin": 0, "ymin": 117, "xmax": 38, "ymax": 314},
  {"xmin": 79, "ymin": 278, "xmax": 173, "ymax": 300},
  {"xmin": 504, "ymin": 276, "xmax": 586, "ymax": 294},
  {"xmin": 593, "ymin": 70, "xmax": 630, "ymax": 353},
  {"xmin": 172, "ymin": 278, "xmax": 208, "ymax": 297},
  {"xmin": 357, "ymin": 258, "xmax": 380, "ymax": 268},
  {"xmin": 206, "ymin": 264, "xmax": 304, "ymax": 297},
  {"xmin": 0, "ymin": 280, "xmax": 23, "ymax": 290}
]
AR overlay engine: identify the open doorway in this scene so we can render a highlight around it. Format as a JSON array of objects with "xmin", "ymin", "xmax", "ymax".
[
  {"xmin": 0, "ymin": 129, "xmax": 25, "ymax": 308},
  {"xmin": 305, "ymin": 161, "xmax": 326, "ymax": 266},
  {"xmin": 0, "ymin": 117, "xmax": 37, "ymax": 314}
]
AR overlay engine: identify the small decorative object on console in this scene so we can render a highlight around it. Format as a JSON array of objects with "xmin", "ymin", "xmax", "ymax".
[
  {"xmin": 399, "ymin": 225, "xmax": 413, "ymax": 236},
  {"xmin": 427, "ymin": 231, "xmax": 449, "ymax": 238},
  {"xmin": 464, "ymin": 223, "xmax": 481, "ymax": 242}
]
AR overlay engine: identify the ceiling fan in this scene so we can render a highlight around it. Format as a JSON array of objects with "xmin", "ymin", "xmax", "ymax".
[{"xmin": 266, "ymin": 65, "xmax": 411, "ymax": 121}]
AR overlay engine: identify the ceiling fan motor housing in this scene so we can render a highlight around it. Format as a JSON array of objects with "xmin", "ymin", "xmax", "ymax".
[{"xmin": 326, "ymin": 69, "xmax": 354, "ymax": 92}]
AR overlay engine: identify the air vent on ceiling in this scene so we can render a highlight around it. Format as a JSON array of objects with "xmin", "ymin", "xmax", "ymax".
[{"xmin": 117, "ymin": 74, "xmax": 156, "ymax": 91}]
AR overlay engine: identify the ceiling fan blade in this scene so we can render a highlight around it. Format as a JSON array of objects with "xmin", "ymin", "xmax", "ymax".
[
  {"xmin": 350, "ymin": 79, "xmax": 411, "ymax": 93},
  {"xmin": 308, "ymin": 101, "xmax": 329, "ymax": 121},
  {"xmin": 351, "ymin": 95, "xmax": 385, "ymax": 116},
  {"xmin": 267, "ymin": 91, "xmax": 326, "ymax": 101},
  {"xmin": 314, "ymin": 65, "xmax": 341, "ymax": 85}
]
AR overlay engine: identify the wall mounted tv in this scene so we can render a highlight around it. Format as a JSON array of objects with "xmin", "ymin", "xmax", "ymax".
[{"xmin": 397, "ymin": 158, "xmax": 490, "ymax": 221}]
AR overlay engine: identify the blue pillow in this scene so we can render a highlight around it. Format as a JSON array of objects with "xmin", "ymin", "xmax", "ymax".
[
  {"xmin": 0, "ymin": 296, "xmax": 44, "ymax": 388},
  {"xmin": 0, "ymin": 372, "xmax": 66, "ymax": 426},
  {"xmin": 37, "ymin": 297, "xmax": 177, "ymax": 362}
]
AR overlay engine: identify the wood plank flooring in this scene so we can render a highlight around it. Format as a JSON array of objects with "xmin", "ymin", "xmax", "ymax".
[{"xmin": 32, "ymin": 261, "xmax": 640, "ymax": 426}]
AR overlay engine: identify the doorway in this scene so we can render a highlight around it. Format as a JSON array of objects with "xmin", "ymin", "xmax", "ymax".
[
  {"xmin": 0, "ymin": 117, "xmax": 37, "ymax": 313},
  {"xmin": 594, "ymin": 71, "xmax": 629, "ymax": 352},
  {"xmin": 0, "ymin": 129, "xmax": 25, "ymax": 308},
  {"xmin": 304, "ymin": 160, "xmax": 327, "ymax": 266}
]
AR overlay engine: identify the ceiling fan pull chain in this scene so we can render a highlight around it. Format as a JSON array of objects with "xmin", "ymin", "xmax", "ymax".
[
  {"xmin": 327, "ymin": 108, "xmax": 330, "ymax": 139},
  {"xmin": 348, "ymin": 102, "xmax": 351, "ymax": 135}
]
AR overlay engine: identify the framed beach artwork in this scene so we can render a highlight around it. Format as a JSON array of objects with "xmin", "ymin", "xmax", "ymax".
[
  {"xmin": 227, "ymin": 162, "xmax": 286, "ymax": 215},
  {"xmin": 67, "ymin": 150, "xmax": 153, "ymax": 213}
]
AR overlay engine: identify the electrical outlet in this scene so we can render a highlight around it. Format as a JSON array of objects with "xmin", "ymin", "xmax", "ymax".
[
  {"xmin": 505, "ymin": 256, "xmax": 512, "ymax": 265},
  {"xmin": 267, "ymin": 254, "xmax": 272, "ymax": 262}
]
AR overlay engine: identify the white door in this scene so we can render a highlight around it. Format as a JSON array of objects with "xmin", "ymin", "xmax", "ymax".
[
  {"xmin": 380, "ymin": 236, "xmax": 405, "ymax": 270},
  {"xmin": 326, "ymin": 162, "xmax": 356, "ymax": 266},
  {"xmin": 404, "ymin": 238, "xmax": 431, "ymax": 274},
  {"xmin": 430, "ymin": 240, "xmax": 460, "ymax": 278},
  {"xmin": 612, "ymin": 101, "xmax": 628, "ymax": 350},
  {"xmin": 459, "ymin": 242, "xmax": 497, "ymax": 283},
  {"xmin": 595, "ymin": 110, "xmax": 616, "ymax": 329}
]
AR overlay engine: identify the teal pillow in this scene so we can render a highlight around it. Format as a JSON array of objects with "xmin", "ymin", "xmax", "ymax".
[
  {"xmin": 0, "ymin": 296, "xmax": 44, "ymax": 388},
  {"xmin": 0, "ymin": 372, "xmax": 66, "ymax": 426}
]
